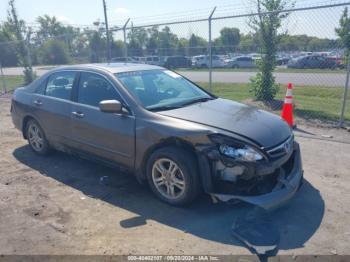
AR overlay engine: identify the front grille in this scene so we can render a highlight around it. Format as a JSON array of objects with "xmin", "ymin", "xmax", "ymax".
[{"xmin": 267, "ymin": 135, "xmax": 294, "ymax": 158}]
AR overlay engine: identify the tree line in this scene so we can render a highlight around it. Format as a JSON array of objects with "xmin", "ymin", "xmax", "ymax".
[
  {"xmin": 0, "ymin": 11, "xmax": 341, "ymax": 68},
  {"xmin": 1, "ymin": 0, "xmax": 350, "ymax": 102}
]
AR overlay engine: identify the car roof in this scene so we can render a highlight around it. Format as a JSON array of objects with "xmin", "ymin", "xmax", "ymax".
[{"xmin": 53, "ymin": 63, "xmax": 163, "ymax": 74}]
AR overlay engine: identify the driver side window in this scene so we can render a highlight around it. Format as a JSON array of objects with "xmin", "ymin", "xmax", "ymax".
[{"xmin": 77, "ymin": 72, "xmax": 121, "ymax": 107}]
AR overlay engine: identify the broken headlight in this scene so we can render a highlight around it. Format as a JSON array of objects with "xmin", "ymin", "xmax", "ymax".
[
  {"xmin": 209, "ymin": 134, "xmax": 263, "ymax": 162},
  {"xmin": 219, "ymin": 145, "xmax": 263, "ymax": 161}
]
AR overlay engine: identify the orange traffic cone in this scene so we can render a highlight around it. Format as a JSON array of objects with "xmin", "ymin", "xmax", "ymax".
[{"xmin": 281, "ymin": 83, "xmax": 295, "ymax": 128}]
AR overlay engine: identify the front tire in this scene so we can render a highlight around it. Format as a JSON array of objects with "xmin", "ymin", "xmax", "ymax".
[
  {"xmin": 146, "ymin": 147, "xmax": 200, "ymax": 206},
  {"xmin": 26, "ymin": 119, "xmax": 51, "ymax": 155}
]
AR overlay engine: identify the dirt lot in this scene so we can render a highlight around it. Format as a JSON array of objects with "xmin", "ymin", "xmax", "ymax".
[{"xmin": 1, "ymin": 95, "xmax": 350, "ymax": 256}]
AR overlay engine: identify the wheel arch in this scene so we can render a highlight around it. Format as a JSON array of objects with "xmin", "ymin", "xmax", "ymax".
[
  {"xmin": 139, "ymin": 137, "xmax": 199, "ymax": 182},
  {"xmin": 22, "ymin": 115, "xmax": 40, "ymax": 139}
]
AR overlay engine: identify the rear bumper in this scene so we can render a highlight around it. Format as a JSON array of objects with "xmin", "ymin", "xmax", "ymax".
[
  {"xmin": 204, "ymin": 143, "xmax": 303, "ymax": 210},
  {"xmin": 11, "ymin": 100, "xmax": 22, "ymax": 131}
]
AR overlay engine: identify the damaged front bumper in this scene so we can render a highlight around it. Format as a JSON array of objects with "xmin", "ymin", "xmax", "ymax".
[{"xmin": 198, "ymin": 141, "xmax": 303, "ymax": 210}]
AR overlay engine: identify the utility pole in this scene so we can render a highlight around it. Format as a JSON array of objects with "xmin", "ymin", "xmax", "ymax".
[{"xmin": 102, "ymin": 0, "xmax": 111, "ymax": 62}]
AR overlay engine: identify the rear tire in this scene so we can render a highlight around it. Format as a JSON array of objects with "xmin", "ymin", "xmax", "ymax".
[
  {"xmin": 26, "ymin": 119, "xmax": 51, "ymax": 155},
  {"xmin": 146, "ymin": 147, "xmax": 200, "ymax": 206}
]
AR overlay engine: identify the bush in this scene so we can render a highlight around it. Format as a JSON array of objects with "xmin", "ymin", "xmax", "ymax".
[{"xmin": 250, "ymin": 71, "xmax": 280, "ymax": 101}]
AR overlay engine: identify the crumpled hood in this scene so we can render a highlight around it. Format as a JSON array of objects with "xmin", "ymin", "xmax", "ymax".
[{"xmin": 158, "ymin": 98, "xmax": 292, "ymax": 148}]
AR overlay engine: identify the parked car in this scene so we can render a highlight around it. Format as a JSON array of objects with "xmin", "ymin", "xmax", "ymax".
[
  {"xmin": 276, "ymin": 56, "xmax": 291, "ymax": 66},
  {"xmin": 249, "ymin": 53, "xmax": 262, "ymax": 60},
  {"xmin": 164, "ymin": 56, "xmax": 191, "ymax": 69},
  {"xmin": 111, "ymin": 57, "xmax": 138, "ymax": 63},
  {"xmin": 287, "ymin": 55, "xmax": 337, "ymax": 69},
  {"xmin": 225, "ymin": 56, "xmax": 257, "ymax": 68},
  {"xmin": 327, "ymin": 56, "xmax": 344, "ymax": 69},
  {"xmin": 11, "ymin": 63, "xmax": 303, "ymax": 208},
  {"xmin": 142, "ymin": 56, "xmax": 164, "ymax": 66},
  {"xmin": 192, "ymin": 55, "xmax": 226, "ymax": 68}
]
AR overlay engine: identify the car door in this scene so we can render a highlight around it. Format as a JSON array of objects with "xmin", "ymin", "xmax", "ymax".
[
  {"xmin": 212, "ymin": 56, "xmax": 221, "ymax": 67},
  {"xmin": 71, "ymin": 71, "xmax": 135, "ymax": 168},
  {"xmin": 317, "ymin": 56, "xmax": 327, "ymax": 68},
  {"xmin": 308, "ymin": 56, "xmax": 319, "ymax": 68},
  {"xmin": 241, "ymin": 57, "xmax": 250, "ymax": 68},
  {"xmin": 247, "ymin": 57, "xmax": 256, "ymax": 68},
  {"xmin": 31, "ymin": 70, "xmax": 77, "ymax": 147}
]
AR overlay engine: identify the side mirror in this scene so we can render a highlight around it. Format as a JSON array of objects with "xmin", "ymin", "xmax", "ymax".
[{"xmin": 99, "ymin": 100, "xmax": 123, "ymax": 113}]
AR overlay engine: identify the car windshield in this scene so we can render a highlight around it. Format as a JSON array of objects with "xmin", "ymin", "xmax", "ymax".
[{"xmin": 115, "ymin": 70, "xmax": 214, "ymax": 111}]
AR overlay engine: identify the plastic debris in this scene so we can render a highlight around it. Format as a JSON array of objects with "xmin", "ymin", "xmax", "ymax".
[
  {"xmin": 231, "ymin": 207, "xmax": 279, "ymax": 256},
  {"xmin": 321, "ymin": 135, "xmax": 333, "ymax": 139}
]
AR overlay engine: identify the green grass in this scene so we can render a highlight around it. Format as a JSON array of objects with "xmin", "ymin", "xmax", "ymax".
[
  {"xmin": 0, "ymin": 75, "xmax": 347, "ymax": 123},
  {"xmin": 199, "ymin": 82, "xmax": 348, "ymax": 123},
  {"xmin": 178, "ymin": 68, "xmax": 346, "ymax": 74},
  {"xmin": 0, "ymin": 76, "xmax": 24, "ymax": 93}
]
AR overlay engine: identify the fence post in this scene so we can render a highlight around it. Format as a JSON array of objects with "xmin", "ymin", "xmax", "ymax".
[
  {"xmin": 26, "ymin": 34, "xmax": 33, "ymax": 69},
  {"xmin": 102, "ymin": 0, "xmax": 111, "ymax": 62},
  {"xmin": 0, "ymin": 63, "xmax": 7, "ymax": 94},
  {"xmin": 208, "ymin": 7, "xmax": 216, "ymax": 93},
  {"xmin": 340, "ymin": 54, "xmax": 350, "ymax": 127},
  {"xmin": 123, "ymin": 18, "xmax": 131, "ymax": 59}
]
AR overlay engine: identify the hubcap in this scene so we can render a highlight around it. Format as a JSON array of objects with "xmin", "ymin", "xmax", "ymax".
[
  {"xmin": 152, "ymin": 158, "xmax": 186, "ymax": 200},
  {"xmin": 28, "ymin": 123, "xmax": 44, "ymax": 152}
]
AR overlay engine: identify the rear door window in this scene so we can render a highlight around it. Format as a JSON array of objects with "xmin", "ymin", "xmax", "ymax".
[{"xmin": 45, "ymin": 71, "xmax": 76, "ymax": 100}]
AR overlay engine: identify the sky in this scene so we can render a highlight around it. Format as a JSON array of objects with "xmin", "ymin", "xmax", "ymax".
[{"xmin": 0, "ymin": 0, "xmax": 348, "ymax": 39}]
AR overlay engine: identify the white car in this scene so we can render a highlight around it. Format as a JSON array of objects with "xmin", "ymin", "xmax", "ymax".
[
  {"xmin": 192, "ymin": 55, "xmax": 226, "ymax": 68},
  {"xmin": 140, "ymin": 56, "xmax": 165, "ymax": 67},
  {"xmin": 225, "ymin": 56, "xmax": 257, "ymax": 68}
]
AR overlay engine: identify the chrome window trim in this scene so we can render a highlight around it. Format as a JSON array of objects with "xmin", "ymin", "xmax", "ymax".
[{"xmin": 37, "ymin": 69, "xmax": 134, "ymax": 116}]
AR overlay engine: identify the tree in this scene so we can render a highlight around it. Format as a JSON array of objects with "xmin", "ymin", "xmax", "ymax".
[
  {"xmin": 0, "ymin": 23, "xmax": 19, "ymax": 66},
  {"xmin": 127, "ymin": 26, "xmax": 147, "ymax": 56},
  {"xmin": 188, "ymin": 33, "xmax": 207, "ymax": 56},
  {"xmin": 239, "ymin": 33, "xmax": 259, "ymax": 52},
  {"xmin": 158, "ymin": 26, "xmax": 178, "ymax": 56},
  {"xmin": 146, "ymin": 26, "xmax": 160, "ymax": 54},
  {"xmin": 336, "ymin": 7, "xmax": 350, "ymax": 64},
  {"xmin": 218, "ymin": 27, "xmax": 240, "ymax": 53},
  {"xmin": 249, "ymin": 0, "xmax": 294, "ymax": 102},
  {"xmin": 176, "ymin": 38, "xmax": 189, "ymax": 56},
  {"xmin": 111, "ymin": 40, "xmax": 125, "ymax": 58},
  {"xmin": 36, "ymin": 15, "xmax": 65, "ymax": 39},
  {"xmin": 7, "ymin": 0, "xmax": 35, "ymax": 84},
  {"xmin": 40, "ymin": 39, "xmax": 70, "ymax": 65},
  {"xmin": 89, "ymin": 31, "xmax": 105, "ymax": 62}
]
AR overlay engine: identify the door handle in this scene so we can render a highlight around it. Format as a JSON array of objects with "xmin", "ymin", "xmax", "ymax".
[
  {"xmin": 33, "ymin": 100, "xmax": 43, "ymax": 106},
  {"xmin": 72, "ymin": 111, "xmax": 85, "ymax": 118}
]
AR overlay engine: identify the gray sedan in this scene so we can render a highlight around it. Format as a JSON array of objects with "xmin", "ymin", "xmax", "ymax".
[
  {"xmin": 11, "ymin": 63, "xmax": 303, "ymax": 208},
  {"xmin": 225, "ymin": 56, "xmax": 257, "ymax": 69}
]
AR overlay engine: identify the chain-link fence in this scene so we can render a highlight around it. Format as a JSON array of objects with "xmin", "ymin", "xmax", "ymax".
[{"xmin": 1, "ymin": 1, "xmax": 350, "ymax": 128}]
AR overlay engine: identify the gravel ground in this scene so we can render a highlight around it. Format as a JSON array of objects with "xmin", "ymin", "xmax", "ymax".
[{"xmin": 0, "ymin": 95, "xmax": 350, "ymax": 256}]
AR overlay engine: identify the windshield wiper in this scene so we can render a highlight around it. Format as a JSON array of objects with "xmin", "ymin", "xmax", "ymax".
[
  {"xmin": 148, "ymin": 105, "xmax": 182, "ymax": 112},
  {"xmin": 179, "ymin": 97, "xmax": 215, "ymax": 107},
  {"xmin": 148, "ymin": 97, "xmax": 215, "ymax": 112}
]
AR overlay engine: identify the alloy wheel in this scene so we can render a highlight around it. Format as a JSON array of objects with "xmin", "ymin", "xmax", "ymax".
[
  {"xmin": 151, "ymin": 158, "xmax": 186, "ymax": 200},
  {"xmin": 28, "ymin": 123, "xmax": 44, "ymax": 152}
]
